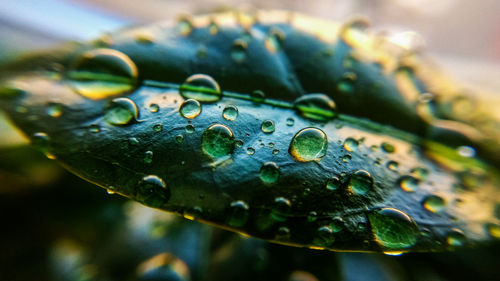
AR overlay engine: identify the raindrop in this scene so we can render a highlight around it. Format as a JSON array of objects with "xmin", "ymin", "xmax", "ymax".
[
  {"xmin": 179, "ymin": 74, "xmax": 221, "ymax": 102},
  {"xmin": 201, "ymin": 124, "xmax": 235, "ymax": 160},
  {"xmin": 422, "ymin": 195, "xmax": 445, "ymax": 213},
  {"xmin": 398, "ymin": 175, "xmax": 419, "ymax": 192},
  {"xmin": 261, "ymin": 120, "xmax": 275, "ymax": 134},
  {"xmin": 260, "ymin": 162, "xmax": 280, "ymax": 184},
  {"xmin": 179, "ymin": 99, "xmax": 202, "ymax": 119},
  {"xmin": 289, "ymin": 127, "xmax": 328, "ymax": 162},
  {"xmin": 411, "ymin": 167, "xmax": 428, "ymax": 180},
  {"xmin": 149, "ymin": 103, "xmax": 159, "ymax": 113},
  {"xmin": 185, "ymin": 124, "xmax": 195, "ymax": 134},
  {"xmin": 337, "ymin": 72, "xmax": 356, "ymax": 94},
  {"xmin": 368, "ymin": 208, "xmax": 419, "ymax": 249},
  {"xmin": 343, "ymin": 138, "xmax": 358, "ymax": 152},
  {"xmin": 175, "ymin": 135, "xmax": 184, "ymax": 143},
  {"xmin": 222, "ymin": 105, "xmax": 238, "ymax": 121},
  {"xmin": 348, "ymin": 170, "xmax": 373, "ymax": 195},
  {"xmin": 286, "ymin": 118, "xmax": 295, "ymax": 126},
  {"xmin": 89, "ymin": 124, "xmax": 100, "ymax": 133},
  {"xmin": 293, "ymin": 93, "xmax": 336, "ymax": 121},
  {"xmin": 457, "ymin": 146, "xmax": 475, "ymax": 158},
  {"xmin": 135, "ymin": 175, "xmax": 169, "ymax": 208},
  {"xmin": 104, "ymin": 97, "xmax": 139, "ymax": 126},
  {"xmin": 67, "ymin": 48, "xmax": 138, "ymax": 99}
]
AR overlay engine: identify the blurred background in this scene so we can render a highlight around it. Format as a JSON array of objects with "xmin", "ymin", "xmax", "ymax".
[{"xmin": 1, "ymin": 1, "xmax": 500, "ymax": 280}]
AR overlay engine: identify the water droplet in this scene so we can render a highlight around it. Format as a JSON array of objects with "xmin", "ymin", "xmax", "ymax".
[
  {"xmin": 331, "ymin": 217, "xmax": 344, "ymax": 232},
  {"xmin": 222, "ymin": 105, "xmax": 238, "ymax": 121},
  {"xmin": 67, "ymin": 48, "xmax": 138, "ymax": 99},
  {"xmin": 261, "ymin": 120, "xmax": 275, "ymax": 134},
  {"xmin": 271, "ymin": 197, "xmax": 291, "ymax": 221},
  {"xmin": 277, "ymin": 226, "xmax": 291, "ymax": 238},
  {"xmin": 235, "ymin": 140, "xmax": 243, "ymax": 147},
  {"xmin": 129, "ymin": 137, "xmax": 139, "ymax": 145},
  {"xmin": 293, "ymin": 94, "xmax": 336, "ymax": 121},
  {"xmin": 231, "ymin": 39, "xmax": 247, "ymax": 63},
  {"xmin": 179, "ymin": 99, "xmax": 201, "ymax": 119},
  {"xmin": 386, "ymin": 161, "xmax": 398, "ymax": 171},
  {"xmin": 185, "ymin": 124, "xmax": 195, "ymax": 134},
  {"xmin": 446, "ymin": 229, "xmax": 466, "ymax": 247},
  {"xmin": 208, "ymin": 21, "xmax": 218, "ymax": 35},
  {"xmin": 307, "ymin": 211, "xmax": 318, "ymax": 222},
  {"xmin": 144, "ymin": 150, "xmax": 153, "ymax": 164},
  {"xmin": 348, "ymin": 170, "xmax": 373, "ymax": 195},
  {"xmin": 176, "ymin": 16, "xmax": 193, "ymax": 36},
  {"xmin": 422, "ymin": 195, "xmax": 445, "ymax": 213},
  {"xmin": 89, "ymin": 124, "xmax": 100, "ymax": 133},
  {"xmin": 398, "ymin": 175, "xmax": 419, "ymax": 192},
  {"xmin": 411, "ymin": 167, "xmax": 428, "ymax": 180},
  {"xmin": 201, "ymin": 124, "xmax": 235, "ymax": 160},
  {"xmin": 457, "ymin": 146, "xmax": 476, "ymax": 158},
  {"xmin": 149, "ymin": 103, "xmax": 159, "ymax": 113},
  {"xmin": 342, "ymin": 155, "xmax": 351, "ymax": 163},
  {"xmin": 153, "ymin": 124, "xmax": 163, "ymax": 132},
  {"xmin": 32, "ymin": 132, "xmax": 55, "ymax": 159},
  {"xmin": 485, "ymin": 223, "xmax": 500, "ymax": 239},
  {"xmin": 46, "ymin": 103, "xmax": 63, "ymax": 118},
  {"xmin": 337, "ymin": 72, "xmax": 356, "ymax": 94},
  {"xmin": 134, "ymin": 32, "xmax": 154, "ymax": 44},
  {"xmin": 247, "ymin": 147, "xmax": 255, "ymax": 155},
  {"xmin": 286, "ymin": 118, "xmax": 295, "ymax": 126},
  {"xmin": 343, "ymin": 138, "xmax": 358, "ymax": 152},
  {"xmin": 179, "ymin": 74, "xmax": 221, "ymax": 102},
  {"xmin": 326, "ymin": 177, "xmax": 341, "ymax": 191},
  {"xmin": 175, "ymin": 135, "xmax": 184, "ymax": 143},
  {"xmin": 289, "ymin": 127, "xmax": 328, "ymax": 162},
  {"xmin": 251, "ymin": 90, "xmax": 266, "ymax": 103},
  {"xmin": 314, "ymin": 226, "xmax": 335, "ymax": 246},
  {"xmin": 265, "ymin": 28, "xmax": 284, "ymax": 53},
  {"xmin": 368, "ymin": 208, "xmax": 419, "ymax": 249},
  {"xmin": 260, "ymin": 162, "xmax": 280, "ymax": 184},
  {"xmin": 381, "ymin": 142, "xmax": 395, "ymax": 153},
  {"xmin": 227, "ymin": 200, "xmax": 250, "ymax": 227},
  {"xmin": 136, "ymin": 175, "xmax": 169, "ymax": 208},
  {"xmin": 104, "ymin": 97, "xmax": 139, "ymax": 125},
  {"xmin": 272, "ymin": 149, "xmax": 279, "ymax": 155}
]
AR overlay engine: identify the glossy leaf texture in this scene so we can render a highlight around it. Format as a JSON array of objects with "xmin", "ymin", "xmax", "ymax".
[{"xmin": 0, "ymin": 11, "xmax": 499, "ymax": 253}]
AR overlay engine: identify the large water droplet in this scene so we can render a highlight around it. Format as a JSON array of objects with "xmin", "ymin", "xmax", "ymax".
[
  {"xmin": 398, "ymin": 175, "xmax": 419, "ymax": 192},
  {"xmin": 136, "ymin": 175, "xmax": 169, "ymax": 208},
  {"xmin": 227, "ymin": 200, "xmax": 250, "ymax": 227},
  {"xmin": 179, "ymin": 99, "xmax": 201, "ymax": 119},
  {"xmin": 261, "ymin": 120, "xmax": 275, "ymax": 134},
  {"xmin": 348, "ymin": 170, "xmax": 373, "ymax": 195},
  {"xmin": 293, "ymin": 94, "xmax": 336, "ymax": 121},
  {"xmin": 104, "ymin": 98, "xmax": 139, "ymax": 125},
  {"xmin": 368, "ymin": 208, "xmax": 419, "ymax": 249},
  {"xmin": 260, "ymin": 162, "xmax": 280, "ymax": 184},
  {"xmin": 179, "ymin": 74, "xmax": 221, "ymax": 102},
  {"xmin": 271, "ymin": 197, "xmax": 291, "ymax": 222},
  {"xmin": 222, "ymin": 105, "xmax": 238, "ymax": 121},
  {"xmin": 422, "ymin": 195, "xmax": 445, "ymax": 213},
  {"xmin": 201, "ymin": 124, "xmax": 235, "ymax": 160},
  {"xmin": 289, "ymin": 127, "xmax": 328, "ymax": 162},
  {"xmin": 67, "ymin": 48, "xmax": 138, "ymax": 99}
]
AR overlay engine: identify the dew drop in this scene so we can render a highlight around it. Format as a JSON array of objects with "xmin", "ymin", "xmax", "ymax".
[
  {"xmin": 260, "ymin": 162, "xmax": 280, "ymax": 184},
  {"xmin": 422, "ymin": 195, "xmax": 445, "ymax": 213},
  {"xmin": 32, "ymin": 132, "xmax": 55, "ymax": 159},
  {"xmin": 446, "ymin": 229, "xmax": 466, "ymax": 247},
  {"xmin": 251, "ymin": 90, "xmax": 266, "ymax": 103},
  {"xmin": 104, "ymin": 97, "xmax": 139, "ymax": 126},
  {"xmin": 272, "ymin": 149, "xmax": 280, "ymax": 155},
  {"xmin": 185, "ymin": 124, "xmax": 195, "ymax": 134},
  {"xmin": 136, "ymin": 175, "xmax": 169, "ymax": 208},
  {"xmin": 293, "ymin": 94, "xmax": 336, "ymax": 121},
  {"xmin": 368, "ymin": 208, "xmax": 419, "ymax": 249},
  {"xmin": 343, "ymin": 138, "xmax": 358, "ymax": 152},
  {"xmin": 261, "ymin": 120, "xmax": 275, "ymax": 134},
  {"xmin": 179, "ymin": 99, "xmax": 201, "ymax": 119},
  {"xmin": 231, "ymin": 39, "xmax": 247, "ymax": 63},
  {"xmin": 289, "ymin": 127, "xmax": 328, "ymax": 162},
  {"xmin": 176, "ymin": 16, "xmax": 193, "ymax": 36},
  {"xmin": 179, "ymin": 74, "xmax": 221, "ymax": 102},
  {"xmin": 247, "ymin": 147, "xmax": 255, "ymax": 155},
  {"xmin": 153, "ymin": 124, "xmax": 163, "ymax": 132},
  {"xmin": 387, "ymin": 161, "xmax": 399, "ymax": 171},
  {"xmin": 271, "ymin": 197, "xmax": 291, "ymax": 222},
  {"xmin": 149, "ymin": 103, "xmax": 159, "ymax": 113},
  {"xmin": 286, "ymin": 118, "xmax": 295, "ymax": 126},
  {"xmin": 46, "ymin": 103, "xmax": 63, "ymax": 118},
  {"xmin": 175, "ymin": 135, "xmax": 184, "ymax": 143},
  {"xmin": 326, "ymin": 177, "xmax": 341, "ymax": 191},
  {"xmin": 222, "ymin": 105, "xmax": 238, "ymax": 121},
  {"xmin": 348, "ymin": 170, "xmax": 373, "ymax": 195},
  {"xmin": 144, "ymin": 150, "xmax": 153, "ymax": 164},
  {"xmin": 398, "ymin": 175, "xmax": 419, "ymax": 192},
  {"xmin": 89, "ymin": 124, "xmax": 100, "ymax": 133},
  {"xmin": 265, "ymin": 28, "xmax": 284, "ymax": 53},
  {"xmin": 411, "ymin": 167, "xmax": 428, "ymax": 180},
  {"xmin": 227, "ymin": 200, "xmax": 250, "ymax": 227},
  {"xmin": 67, "ymin": 48, "xmax": 138, "ymax": 99},
  {"xmin": 307, "ymin": 211, "xmax": 318, "ymax": 222},
  {"xmin": 314, "ymin": 226, "xmax": 335, "ymax": 246},
  {"xmin": 201, "ymin": 124, "xmax": 235, "ymax": 160}
]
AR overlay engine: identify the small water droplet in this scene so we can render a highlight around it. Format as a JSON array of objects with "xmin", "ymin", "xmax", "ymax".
[
  {"xmin": 222, "ymin": 105, "xmax": 238, "ymax": 121},
  {"xmin": 286, "ymin": 118, "xmax": 295, "ymax": 126},
  {"xmin": 326, "ymin": 177, "xmax": 341, "ymax": 191},
  {"xmin": 67, "ymin": 48, "xmax": 138, "ymax": 99},
  {"xmin": 261, "ymin": 120, "xmax": 275, "ymax": 134},
  {"xmin": 368, "ymin": 208, "xmax": 419, "ymax": 249},
  {"xmin": 293, "ymin": 94, "xmax": 336, "ymax": 121},
  {"xmin": 343, "ymin": 138, "xmax": 358, "ymax": 152},
  {"xmin": 247, "ymin": 147, "xmax": 255, "ymax": 155},
  {"xmin": 89, "ymin": 124, "xmax": 100, "ymax": 133},
  {"xmin": 149, "ymin": 103, "xmax": 159, "ymax": 113},
  {"xmin": 136, "ymin": 175, "xmax": 169, "ymax": 208},
  {"xmin": 457, "ymin": 146, "xmax": 476, "ymax": 158},
  {"xmin": 144, "ymin": 150, "xmax": 153, "ymax": 164},
  {"xmin": 422, "ymin": 195, "xmax": 445, "ymax": 213},
  {"xmin": 485, "ymin": 223, "xmax": 500, "ymax": 239},
  {"xmin": 227, "ymin": 200, "xmax": 250, "ymax": 227},
  {"xmin": 179, "ymin": 74, "xmax": 221, "ymax": 102},
  {"xmin": 271, "ymin": 197, "xmax": 291, "ymax": 221},
  {"xmin": 342, "ymin": 155, "xmax": 351, "ymax": 162},
  {"xmin": 175, "ymin": 135, "xmax": 184, "ymax": 143},
  {"xmin": 251, "ymin": 90, "xmax": 266, "ymax": 103},
  {"xmin": 260, "ymin": 162, "xmax": 280, "ymax": 184},
  {"xmin": 446, "ymin": 229, "xmax": 466, "ymax": 247},
  {"xmin": 272, "ymin": 149, "xmax": 280, "ymax": 155},
  {"xmin": 179, "ymin": 99, "xmax": 202, "ymax": 119},
  {"xmin": 387, "ymin": 161, "xmax": 399, "ymax": 171},
  {"xmin": 185, "ymin": 124, "xmax": 195, "ymax": 134},
  {"xmin": 104, "ymin": 97, "xmax": 139, "ymax": 126},
  {"xmin": 201, "ymin": 124, "xmax": 235, "ymax": 160},
  {"xmin": 265, "ymin": 28, "xmax": 284, "ymax": 53},
  {"xmin": 381, "ymin": 142, "xmax": 395, "ymax": 153},
  {"xmin": 129, "ymin": 137, "xmax": 139, "ymax": 145},
  {"xmin": 176, "ymin": 16, "xmax": 193, "ymax": 36},
  {"xmin": 398, "ymin": 175, "xmax": 419, "ymax": 192},
  {"xmin": 231, "ymin": 39, "xmax": 247, "ymax": 63},
  {"xmin": 314, "ymin": 226, "xmax": 335, "ymax": 246},
  {"xmin": 235, "ymin": 140, "xmax": 243, "ymax": 147},
  {"xmin": 153, "ymin": 124, "xmax": 163, "ymax": 132},
  {"xmin": 411, "ymin": 167, "xmax": 428, "ymax": 180},
  {"xmin": 32, "ymin": 132, "xmax": 55, "ymax": 159},
  {"xmin": 307, "ymin": 211, "xmax": 318, "ymax": 222},
  {"xmin": 134, "ymin": 32, "xmax": 154, "ymax": 44},
  {"xmin": 46, "ymin": 103, "xmax": 63, "ymax": 118},
  {"xmin": 289, "ymin": 127, "xmax": 328, "ymax": 162},
  {"xmin": 337, "ymin": 72, "xmax": 356, "ymax": 94},
  {"xmin": 348, "ymin": 170, "xmax": 373, "ymax": 195},
  {"xmin": 208, "ymin": 21, "xmax": 218, "ymax": 35}
]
